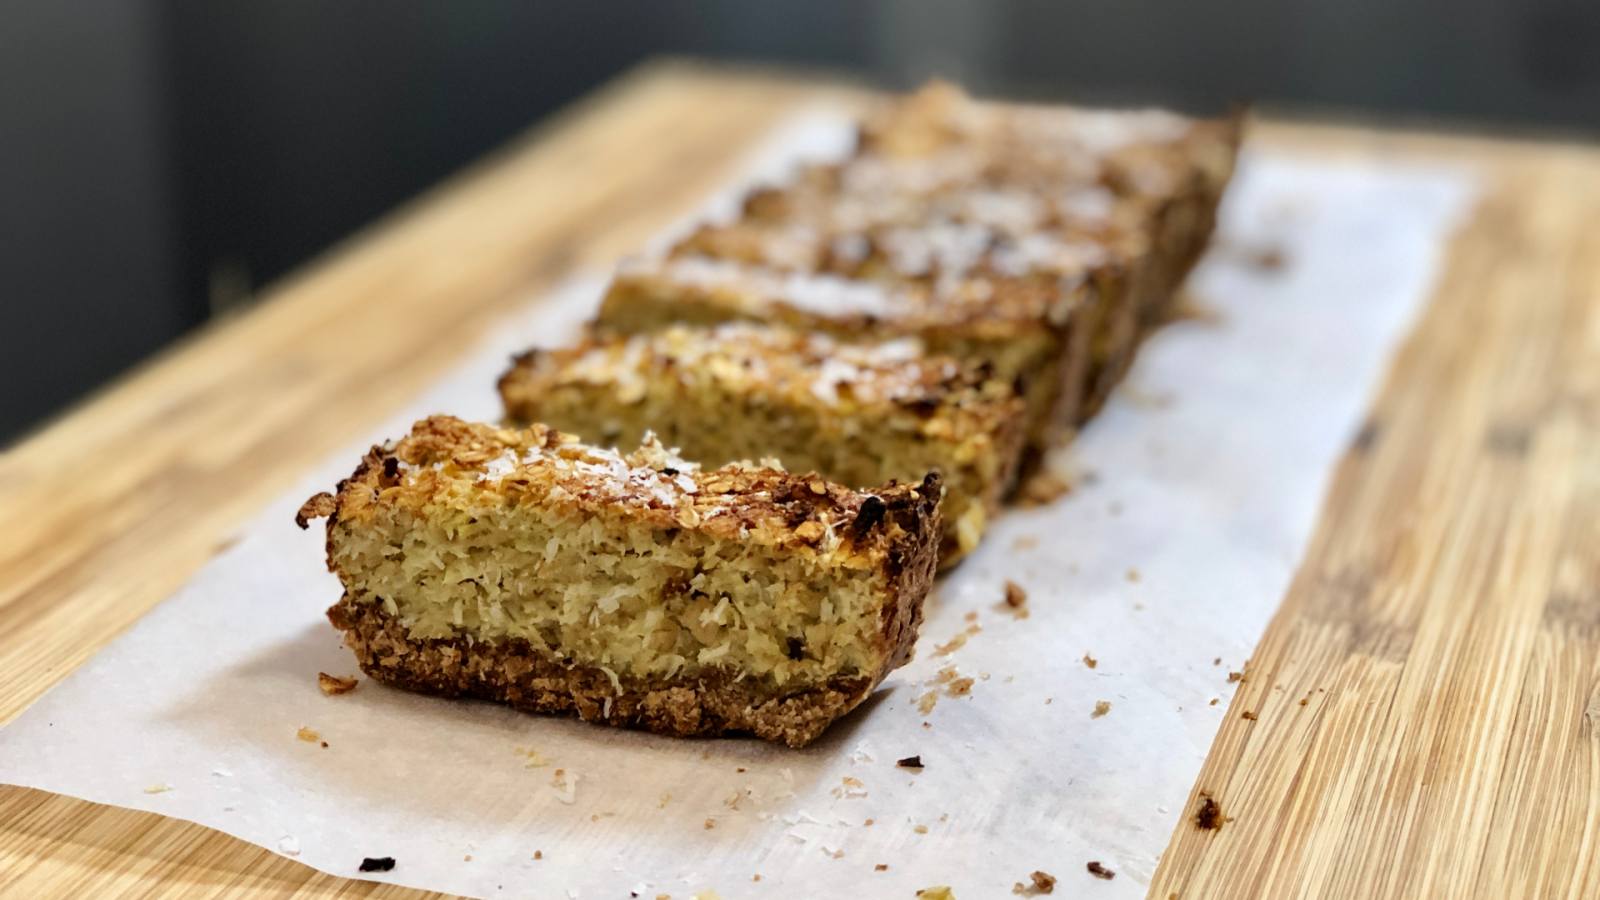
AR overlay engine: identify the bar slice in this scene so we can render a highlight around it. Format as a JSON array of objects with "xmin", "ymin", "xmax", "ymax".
[
  {"xmin": 852, "ymin": 80, "xmax": 1241, "ymax": 328},
  {"xmin": 596, "ymin": 212, "xmax": 1125, "ymax": 451},
  {"xmin": 498, "ymin": 322, "xmax": 1028, "ymax": 566},
  {"xmin": 297, "ymin": 415, "xmax": 942, "ymax": 747}
]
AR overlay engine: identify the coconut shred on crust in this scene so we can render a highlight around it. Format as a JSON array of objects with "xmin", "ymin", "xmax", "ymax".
[{"xmin": 299, "ymin": 416, "xmax": 942, "ymax": 747}]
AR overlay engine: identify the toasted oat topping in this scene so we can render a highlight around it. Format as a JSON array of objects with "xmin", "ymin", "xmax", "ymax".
[
  {"xmin": 310, "ymin": 416, "xmax": 938, "ymax": 556},
  {"xmin": 521, "ymin": 322, "xmax": 1004, "ymax": 414}
]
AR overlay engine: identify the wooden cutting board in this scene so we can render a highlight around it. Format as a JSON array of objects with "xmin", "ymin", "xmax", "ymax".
[{"xmin": 2, "ymin": 60, "xmax": 1598, "ymax": 900}]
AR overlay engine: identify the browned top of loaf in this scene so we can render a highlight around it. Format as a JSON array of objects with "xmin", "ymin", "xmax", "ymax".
[
  {"xmin": 298, "ymin": 415, "xmax": 942, "ymax": 566},
  {"xmin": 600, "ymin": 83, "xmax": 1238, "ymax": 338},
  {"xmin": 856, "ymin": 80, "xmax": 1241, "ymax": 200},
  {"xmin": 659, "ymin": 82, "xmax": 1238, "ymax": 288},
  {"xmin": 501, "ymin": 322, "xmax": 1023, "ymax": 441}
]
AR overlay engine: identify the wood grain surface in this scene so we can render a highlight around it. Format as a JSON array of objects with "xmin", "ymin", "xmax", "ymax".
[
  {"xmin": 1148, "ymin": 129, "xmax": 1600, "ymax": 898},
  {"xmin": 1, "ymin": 61, "xmax": 1596, "ymax": 899}
]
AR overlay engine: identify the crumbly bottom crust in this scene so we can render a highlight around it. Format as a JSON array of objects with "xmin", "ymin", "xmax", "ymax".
[{"xmin": 328, "ymin": 596, "xmax": 877, "ymax": 748}]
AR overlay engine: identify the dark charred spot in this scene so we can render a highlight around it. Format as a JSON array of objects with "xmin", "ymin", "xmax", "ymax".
[
  {"xmin": 661, "ymin": 467, "xmax": 679, "ymax": 476},
  {"xmin": 786, "ymin": 637, "xmax": 806, "ymax": 661},
  {"xmin": 903, "ymin": 396, "xmax": 942, "ymax": 418},
  {"xmin": 383, "ymin": 456, "xmax": 400, "ymax": 479},
  {"xmin": 853, "ymin": 495, "xmax": 888, "ymax": 535}
]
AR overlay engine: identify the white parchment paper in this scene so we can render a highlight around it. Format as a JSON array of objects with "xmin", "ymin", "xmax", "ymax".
[{"xmin": 0, "ymin": 112, "xmax": 1475, "ymax": 899}]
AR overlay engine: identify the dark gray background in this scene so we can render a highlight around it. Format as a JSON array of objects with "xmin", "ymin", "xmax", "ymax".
[{"xmin": 5, "ymin": 0, "xmax": 1599, "ymax": 444}]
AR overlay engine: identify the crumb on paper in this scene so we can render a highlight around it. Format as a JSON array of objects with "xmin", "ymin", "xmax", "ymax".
[
  {"xmin": 753, "ymin": 874, "xmax": 761, "ymax": 882},
  {"xmin": 464, "ymin": 855, "xmax": 472, "ymax": 862},
  {"xmin": 659, "ymin": 792, "xmax": 672, "ymax": 808},
  {"xmin": 1011, "ymin": 870, "xmax": 1058, "ymax": 894},
  {"xmin": 1210, "ymin": 698, "xmax": 1219, "ymax": 706},
  {"xmin": 964, "ymin": 610, "xmax": 979, "ymax": 622},
  {"xmin": 830, "ymin": 777, "xmax": 867, "ymax": 800},
  {"xmin": 690, "ymin": 891, "xmax": 722, "ymax": 900},
  {"xmin": 359, "ymin": 856, "xmax": 395, "ymax": 872},
  {"xmin": 933, "ymin": 624, "xmax": 980, "ymax": 656},
  {"xmin": 551, "ymin": 769, "xmax": 578, "ymax": 805},
  {"xmin": 1214, "ymin": 657, "xmax": 1222, "ymax": 665},
  {"xmin": 897, "ymin": 755, "xmax": 924, "ymax": 771},
  {"xmin": 914, "ymin": 825, "xmax": 929, "ymax": 834},
  {"xmin": 1092, "ymin": 701, "xmax": 1111, "ymax": 718},
  {"xmin": 1011, "ymin": 535, "xmax": 1038, "ymax": 551},
  {"xmin": 1082, "ymin": 653, "xmax": 1097, "ymax": 669},
  {"xmin": 1126, "ymin": 568, "xmax": 1140, "ymax": 582},
  {"xmin": 1242, "ymin": 711, "xmax": 1257, "ymax": 721},
  {"xmin": 923, "ymin": 721, "xmax": 931, "ymax": 728},
  {"xmin": 1227, "ymin": 671, "xmax": 1244, "ymax": 683},
  {"xmin": 517, "ymin": 747, "xmax": 550, "ymax": 768},
  {"xmin": 1196, "ymin": 796, "xmax": 1223, "ymax": 830},
  {"xmin": 143, "ymin": 782, "xmax": 172, "ymax": 794},
  {"xmin": 1017, "ymin": 472, "xmax": 1071, "ymax": 508},
  {"xmin": 875, "ymin": 863, "xmax": 889, "ymax": 871},
  {"xmin": 1249, "ymin": 245, "xmax": 1288, "ymax": 270},
  {"xmin": 916, "ymin": 887, "xmax": 954, "ymax": 900},
  {"xmin": 704, "ymin": 818, "xmax": 715, "ymax": 830},
  {"xmin": 296, "ymin": 727, "xmax": 320, "ymax": 743},
  {"xmin": 1004, "ymin": 581, "xmax": 1027, "ymax": 608},
  {"xmin": 918, "ymin": 690, "xmax": 940, "ymax": 714},
  {"xmin": 1086, "ymin": 861, "xmax": 1114, "ymax": 881},
  {"xmin": 535, "ymin": 851, "xmax": 543, "ymax": 860},
  {"xmin": 864, "ymin": 818, "xmax": 875, "ymax": 826},
  {"xmin": 947, "ymin": 677, "xmax": 975, "ymax": 697},
  {"xmin": 317, "ymin": 672, "xmax": 358, "ymax": 696}
]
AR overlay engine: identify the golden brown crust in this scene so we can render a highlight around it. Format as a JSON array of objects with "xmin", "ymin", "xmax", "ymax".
[
  {"xmin": 311, "ymin": 416, "xmax": 932, "ymax": 556},
  {"xmin": 302, "ymin": 416, "xmax": 943, "ymax": 747},
  {"xmin": 501, "ymin": 323, "xmax": 1016, "ymax": 432}
]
